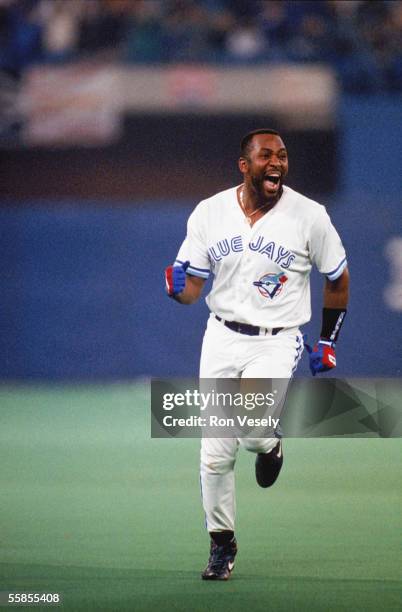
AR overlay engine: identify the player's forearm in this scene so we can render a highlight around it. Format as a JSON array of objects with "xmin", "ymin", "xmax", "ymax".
[
  {"xmin": 323, "ymin": 267, "xmax": 349, "ymax": 309},
  {"xmin": 318, "ymin": 267, "xmax": 349, "ymax": 343},
  {"xmin": 172, "ymin": 289, "xmax": 199, "ymax": 305},
  {"xmin": 172, "ymin": 275, "xmax": 205, "ymax": 305}
]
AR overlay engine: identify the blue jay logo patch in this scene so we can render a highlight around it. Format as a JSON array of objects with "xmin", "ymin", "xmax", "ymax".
[{"xmin": 253, "ymin": 272, "xmax": 288, "ymax": 299}]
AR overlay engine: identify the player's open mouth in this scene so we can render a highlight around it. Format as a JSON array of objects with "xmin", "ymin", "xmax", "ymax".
[{"xmin": 264, "ymin": 174, "xmax": 281, "ymax": 191}]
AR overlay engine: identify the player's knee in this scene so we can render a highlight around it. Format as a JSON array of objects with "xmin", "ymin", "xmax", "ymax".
[
  {"xmin": 241, "ymin": 440, "xmax": 264, "ymax": 454},
  {"xmin": 201, "ymin": 455, "xmax": 235, "ymax": 475},
  {"xmin": 241, "ymin": 438, "xmax": 276, "ymax": 454}
]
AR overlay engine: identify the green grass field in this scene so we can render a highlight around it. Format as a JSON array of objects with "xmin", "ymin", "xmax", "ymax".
[{"xmin": 0, "ymin": 384, "xmax": 401, "ymax": 611}]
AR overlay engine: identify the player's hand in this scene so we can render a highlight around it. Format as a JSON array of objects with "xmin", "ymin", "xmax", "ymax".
[
  {"xmin": 165, "ymin": 261, "xmax": 190, "ymax": 297},
  {"xmin": 304, "ymin": 338, "xmax": 336, "ymax": 376}
]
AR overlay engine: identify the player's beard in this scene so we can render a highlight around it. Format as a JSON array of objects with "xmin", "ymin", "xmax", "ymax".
[{"xmin": 251, "ymin": 175, "xmax": 283, "ymax": 206}]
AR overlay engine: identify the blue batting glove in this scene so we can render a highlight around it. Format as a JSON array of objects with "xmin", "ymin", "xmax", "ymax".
[
  {"xmin": 304, "ymin": 337, "xmax": 337, "ymax": 376},
  {"xmin": 165, "ymin": 261, "xmax": 190, "ymax": 296}
]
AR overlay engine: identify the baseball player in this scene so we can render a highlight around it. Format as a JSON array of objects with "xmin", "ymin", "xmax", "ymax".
[{"xmin": 164, "ymin": 129, "xmax": 349, "ymax": 581}]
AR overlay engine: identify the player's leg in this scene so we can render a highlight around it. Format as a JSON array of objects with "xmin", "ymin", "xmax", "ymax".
[
  {"xmin": 199, "ymin": 315, "xmax": 241, "ymax": 532},
  {"xmin": 200, "ymin": 436, "xmax": 238, "ymax": 533},
  {"xmin": 239, "ymin": 330, "xmax": 303, "ymax": 486},
  {"xmin": 199, "ymin": 315, "xmax": 240, "ymax": 579},
  {"xmin": 200, "ymin": 436, "xmax": 239, "ymax": 580}
]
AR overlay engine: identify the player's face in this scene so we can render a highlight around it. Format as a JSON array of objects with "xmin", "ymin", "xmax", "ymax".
[{"xmin": 240, "ymin": 134, "xmax": 289, "ymax": 201}]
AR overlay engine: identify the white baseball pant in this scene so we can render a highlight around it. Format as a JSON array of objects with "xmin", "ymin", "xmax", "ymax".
[{"xmin": 199, "ymin": 313, "xmax": 303, "ymax": 532}]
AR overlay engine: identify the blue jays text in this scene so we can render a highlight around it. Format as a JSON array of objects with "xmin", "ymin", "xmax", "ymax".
[{"xmin": 208, "ymin": 235, "xmax": 296, "ymax": 268}]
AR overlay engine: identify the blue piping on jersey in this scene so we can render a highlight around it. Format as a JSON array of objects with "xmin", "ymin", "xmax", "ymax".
[
  {"xmin": 291, "ymin": 334, "xmax": 304, "ymax": 375},
  {"xmin": 175, "ymin": 259, "xmax": 210, "ymax": 279},
  {"xmin": 326, "ymin": 257, "xmax": 347, "ymax": 281},
  {"xmin": 187, "ymin": 267, "xmax": 210, "ymax": 279}
]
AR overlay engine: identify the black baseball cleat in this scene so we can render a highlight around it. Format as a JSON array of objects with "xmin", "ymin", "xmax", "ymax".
[
  {"xmin": 201, "ymin": 537, "xmax": 237, "ymax": 581},
  {"xmin": 255, "ymin": 439, "xmax": 283, "ymax": 488}
]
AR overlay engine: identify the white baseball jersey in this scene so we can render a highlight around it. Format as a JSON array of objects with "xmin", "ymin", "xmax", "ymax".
[{"xmin": 175, "ymin": 185, "xmax": 347, "ymax": 329}]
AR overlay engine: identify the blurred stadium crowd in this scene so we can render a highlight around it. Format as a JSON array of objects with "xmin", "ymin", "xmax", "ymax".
[{"xmin": 1, "ymin": 0, "xmax": 401, "ymax": 93}]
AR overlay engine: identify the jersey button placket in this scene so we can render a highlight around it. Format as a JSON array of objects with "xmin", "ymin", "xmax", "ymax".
[{"xmin": 238, "ymin": 248, "xmax": 249, "ymax": 303}]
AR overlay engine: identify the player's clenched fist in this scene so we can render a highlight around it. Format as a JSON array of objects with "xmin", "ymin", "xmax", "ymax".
[
  {"xmin": 165, "ymin": 261, "xmax": 190, "ymax": 297},
  {"xmin": 305, "ymin": 339, "xmax": 336, "ymax": 376}
]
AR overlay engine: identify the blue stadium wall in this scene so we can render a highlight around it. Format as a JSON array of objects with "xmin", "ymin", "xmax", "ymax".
[{"xmin": 1, "ymin": 97, "xmax": 401, "ymax": 380}]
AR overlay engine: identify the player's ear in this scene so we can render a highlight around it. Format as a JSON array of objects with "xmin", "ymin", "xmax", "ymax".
[{"xmin": 238, "ymin": 157, "xmax": 248, "ymax": 175}]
